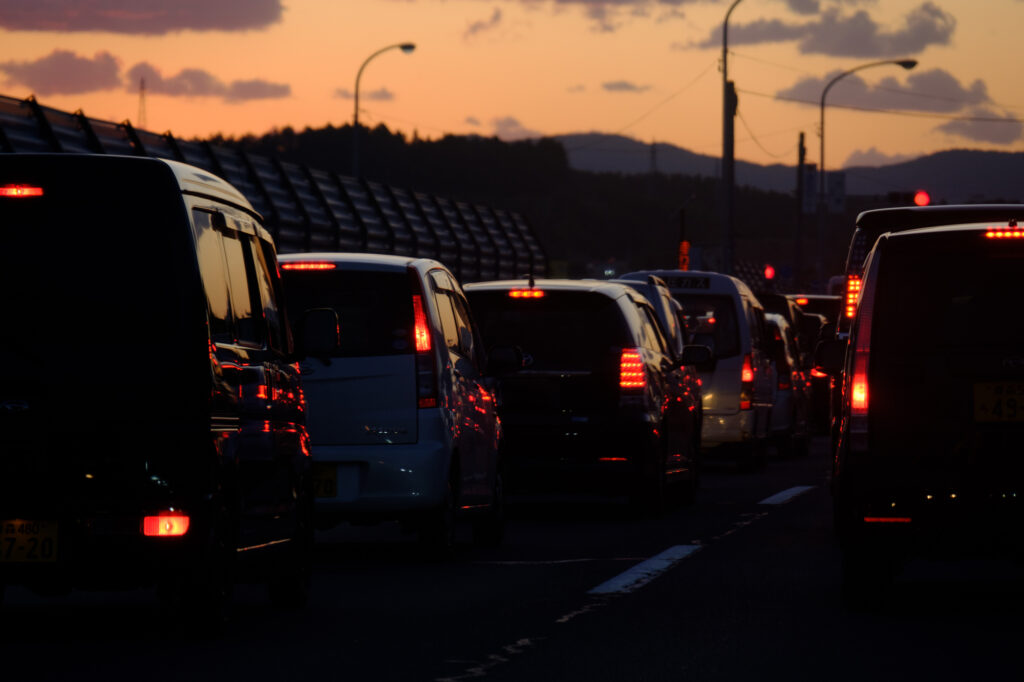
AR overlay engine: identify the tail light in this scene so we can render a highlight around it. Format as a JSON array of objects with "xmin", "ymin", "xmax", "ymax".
[
  {"xmin": 845, "ymin": 275, "xmax": 862, "ymax": 319},
  {"xmin": 0, "ymin": 184, "xmax": 43, "ymax": 197},
  {"xmin": 740, "ymin": 354, "xmax": 754, "ymax": 410},
  {"xmin": 409, "ymin": 272, "xmax": 438, "ymax": 409},
  {"xmin": 849, "ymin": 256, "xmax": 880, "ymax": 451},
  {"xmin": 509, "ymin": 289, "xmax": 544, "ymax": 298},
  {"xmin": 619, "ymin": 348, "xmax": 646, "ymax": 389},
  {"xmin": 280, "ymin": 261, "xmax": 336, "ymax": 271},
  {"xmin": 143, "ymin": 513, "xmax": 190, "ymax": 537}
]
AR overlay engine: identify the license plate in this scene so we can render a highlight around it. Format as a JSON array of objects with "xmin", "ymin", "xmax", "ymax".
[
  {"xmin": 312, "ymin": 463, "xmax": 337, "ymax": 498},
  {"xmin": 974, "ymin": 382, "xmax": 1024, "ymax": 422},
  {"xmin": 0, "ymin": 520, "xmax": 58, "ymax": 563}
]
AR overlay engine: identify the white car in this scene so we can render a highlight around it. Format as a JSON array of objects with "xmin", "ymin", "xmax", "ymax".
[{"xmin": 279, "ymin": 253, "xmax": 506, "ymax": 549}]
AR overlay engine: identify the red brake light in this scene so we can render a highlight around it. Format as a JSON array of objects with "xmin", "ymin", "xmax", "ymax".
[
  {"xmin": 412, "ymin": 294, "xmax": 431, "ymax": 352},
  {"xmin": 795, "ymin": 297, "xmax": 809, "ymax": 306},
  {"xmin": 740, "ymin": 353, "xmax": 754, "ymax": 410},
  {"xmin": 985, "ymin": 228, "xmax": 1024, "ymax": 239},
  {"xmin": 143, "ymin": 513, "xmax": 190, "ymax": 537},
  {"xmin": 845, "ymin": 275, "xmax": 862, "ymax": 319},
  {"xmin": 0, "ymin": 184, "xmax": 43, "ymax": 198},
  {"xmin": 863, "ymin": 517, "xmax": 912, "ymax": 524},
  {"xmin": 619, "ymin": 348, "xmax": 646, "ymax": 389},
  {"xmin": 741, "ymin": 354, "xmax": 754, "ymax": 383},
  {"xmin": 509, "ymin": 289, "xmax": 544, "ymax": 298},
  {"xmin": 280, "ymin": 262, "xmax": 336, "ymax": 271}
]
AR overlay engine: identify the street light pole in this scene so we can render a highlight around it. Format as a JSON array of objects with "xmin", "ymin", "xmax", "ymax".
[
  {"xmin": 352, "ymin": 42, "xmax": 416, "ymax": 178},
  {"xmin": 721, "ymin": 0, "xmax": 743, "ymax": 276},
  {"xmin": 816, "ymin": 58, "xmax": 917, "ymax": 284}
]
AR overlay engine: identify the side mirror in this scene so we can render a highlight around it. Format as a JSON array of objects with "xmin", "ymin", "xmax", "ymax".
[
  {"xmin": 297, "ymin": 307, "xmax": 339, "ymax": 360},
  {"xmin": 680, "ymin": 344, "xmax": 711, "ymax": 366},
  {"xmin": 814, "ymin": 338, "xmax": 846, "ymax": 376},
  {"xmin": 485, "ymin": 345, "xmax": 523, "ymax": 376}
]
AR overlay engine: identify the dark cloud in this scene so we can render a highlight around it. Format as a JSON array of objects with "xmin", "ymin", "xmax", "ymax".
[
  {"xmin": 699, "ymin": 2, "xmax": 955, "ymax": 57},
  {"xmin": 492, "ymin": 116, "xmax": 541, "ymax": 141},
  {"xmin": 603, "ymin": 80, "xmax": 651, "ymax": 93},
  {"xmin": 0, "ymin": 0, "xmax": 284, "ymax": 35},
  {"xmin": 465, "ymin": 116, "xmax": 481, "ymax": 126},
  {"xmin": 776, "ymin": 68, "xmax": 989, "ymax": 113},
  {"xmin": 465, "ymin": 8, "xmax": 502, "ymax": 39},
  {"xmin": 844, "ymin": 147, "xmax": 916, "ymax": 167},
  {"xmin": 126, "ymin": 62, "xmax": 289, "ymax": 102},
  {"xmin": 0, "ymin": 49, "xmax": 120, "ymax": 95},
  {"xmin": 334, "ymin": 87, "xmax": 394, "ymax": 102},
  {"xmin": 936, "ymin": 108, "xmax": 1024, "ymax": 145}
]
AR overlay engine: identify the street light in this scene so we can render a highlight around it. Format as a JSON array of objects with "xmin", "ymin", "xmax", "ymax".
[
  {"xmin": 352, "ymin": 42, "xmax": 416, "ymax": 177},
  {"xmin": 721, "ymin": 0, "xmax": 744, "ymax": 276},
  {"xmin": 816, "ymin": 58, "xmax": 916, "ymax": 283}
]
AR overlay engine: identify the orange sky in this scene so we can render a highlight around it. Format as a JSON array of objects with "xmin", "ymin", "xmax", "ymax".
[{"xmin": 0, "ymin": 0, "xmax": 1021, "ymax": 170}]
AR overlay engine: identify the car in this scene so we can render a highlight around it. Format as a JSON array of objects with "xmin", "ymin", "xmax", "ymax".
[
  {"xmin": 0, "ymin": 154, "xmax": 331, "ymax": 625},
  {"xmin": 464, "ymin": 279, "xmax": 707, "ymax": 510},
  {"xmin": 764, "ymin": 313, "xmax": 810, "ymax": 457},
  {"xmin": 818, "ymin": 217, "xmax": 1024, "ymax": 599},
  {"xmin": 622, "ymin": 270, "xmax": 774, "ymax": 468},
  {"xmin": 278, "ymin": 253, "xmax": 505, "ymax": 549}
]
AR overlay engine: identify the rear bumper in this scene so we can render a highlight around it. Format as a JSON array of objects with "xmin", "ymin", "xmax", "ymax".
[{"xmin": 701, "ymin": 409, "xmax": 756, "ymax": 448}]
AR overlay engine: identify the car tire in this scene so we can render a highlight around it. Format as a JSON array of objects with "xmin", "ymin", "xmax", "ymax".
[
  {"xmin": 632, "ymin": 444, "xmax": 668, "ymax": 517},
  {"xmin": 473, "ymin": 469, "xmax": 506, "ymax": 548}
]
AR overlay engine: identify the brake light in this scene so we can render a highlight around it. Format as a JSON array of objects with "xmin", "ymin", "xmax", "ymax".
[
  {"xmin": 412, "ymin": 295, "xmax": 431, "ymax": 352},
  {"xmin": 280, "ymin": 261, "xmax": 336, "ymax": 271},
  {"xmin": 851, "ymin": 357, "xmax": 869, "ymax": 413},
  {"xmin": 509, "ymin": 289, "xmax": 544, "ymax": 298},
  {"xmin": 848, "ymin": 254, "xmax": 880, "ymax": 450},
  {"xmin": 985, "ymin": 228, "xmax": 1024, "ymax": 239},
  {"xmin": 810, "ymin": 368, "xmax": 828, "ymax": 379},
  {"xmin": 0, "ymin": 184, "xmax": 43, "ymax": 197},
  {"xmin": 143, "ymin": 513, "xmax": 190, "ymax": 537},
  {"xmin": 795, "ymin": 297, "xmax": 809, "ymax": 306},
  {"xmin": 863, "ymin": 517, "xmax": 912, "ymax": 524},
  {"xmin": 740, "ymin": 354, "xmax": 754, "ymax": 410},
  {"xmin": 619, "ymin": 348, "xmax": 646, "ymax": 389},
  {"xmin": 845, "ymin": 275, "xmax": 861, "ymax": 319}
]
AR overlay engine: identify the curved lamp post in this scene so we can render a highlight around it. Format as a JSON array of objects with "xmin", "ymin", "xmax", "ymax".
[
  {"xmin": 818, "ymin": 58, "xmax": 917, "ymax": 210},
  {"xmin": 352, "ymin": 42, "xmax": 416, "ymax": 177}
]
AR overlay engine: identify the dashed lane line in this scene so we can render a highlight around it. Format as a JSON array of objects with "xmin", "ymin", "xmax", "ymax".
[
  {"xmin": 758, "ymin": 485, "xmax": 816, "ymax": 505},
  {"xmin": 587, "ymin": 544, "xmax": 702, "ymax": 595}
]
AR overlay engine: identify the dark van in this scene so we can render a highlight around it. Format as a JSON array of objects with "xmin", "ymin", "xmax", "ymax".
[{"xmin": 0, "ymin": 155, "xmax": 327, "ymax": 623}]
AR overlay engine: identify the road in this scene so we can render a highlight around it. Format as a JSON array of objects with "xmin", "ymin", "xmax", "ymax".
[{"xmin": 3, "ymin": 437, "xmax": 1022, "ymax": 681}]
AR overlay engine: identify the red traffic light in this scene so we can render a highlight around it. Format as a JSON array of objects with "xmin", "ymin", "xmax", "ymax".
[
  {"xmin": 763, "ymin": 264, "xmax": 776, "ymax": 280},
  {"xmin": 913, "ymin": 190, "xmax": 931, "ymax": 206}
]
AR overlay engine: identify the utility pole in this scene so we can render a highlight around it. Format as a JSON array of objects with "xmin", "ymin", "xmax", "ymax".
[
  {"xmin": 137, "ymin": 78, "xmax": 147, "ymax": 130},
  {"xmin": 721, "ymin": 0, "xmax": 743, "ymax": 276},
  {"xmin": 795, "ymin": 132, "xmax": 805, "ymax": 288}
]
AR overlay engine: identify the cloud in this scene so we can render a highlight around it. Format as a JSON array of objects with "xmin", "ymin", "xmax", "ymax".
[
  {"xmin": 126, "ymin": 62, "xmax": 289, "ymax": 102},
  {"xmin": 0, "ymin": 49, "xmax": 120, "ymax": 95},
  {"xmin": 698, "ymin": 2, "xmax": 955, "ymax": 57},
  {"xmin": 334, "ymin": 87, "xmax": 394, "ymax": 101},
  {"xmin": 0, "ymin": 0, "xmax": 284, "ymax": 34},
  {"xmin": 465, "ymin": 8, "xmax": 502, "ymax": 39},
  {"xmin": 603, "ymin": 80, "xmax": 651, "ymax": 93},
  {"xmin": 492, "ymin": 116, "xmax": 541, "ymax": 141},
  {"xmin": 465, "ymin": 116, "xmax": 481, "ymax": 126},
  {"xmin": 844, "ymin": 147, "xmax": 916, "ymax": 167},
  {"xmin": 776, "ymin": 68, "xmax": 988, "ymax": 113},
  {"xmin": 936, "ymin": 108, "xmax": 1024, "ymax": 144}
]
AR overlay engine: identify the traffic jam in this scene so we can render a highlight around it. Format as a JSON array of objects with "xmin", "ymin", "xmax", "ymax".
[{"xmin": 2, "ymin": 154, "xmax": 1023, "ymax": 679}]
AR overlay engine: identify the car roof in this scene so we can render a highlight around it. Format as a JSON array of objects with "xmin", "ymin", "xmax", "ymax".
[
  {"xmin": 464, "ymin": 278, "xmax": 635, "ymax": 299},
  {"xmin": 620, "ymin": 269, "xmax": 755, "ymax": 298},
  {"xmin": 277, "ymin": 251, "xmax": 442, "ymax": 272}
]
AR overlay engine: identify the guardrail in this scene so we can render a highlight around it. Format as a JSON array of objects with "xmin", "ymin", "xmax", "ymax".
[{"xmin": 0, "ymin": 94, "xmax": 547, "ymax": 282}]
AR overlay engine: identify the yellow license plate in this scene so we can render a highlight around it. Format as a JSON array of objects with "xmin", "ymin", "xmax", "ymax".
[
  {"xmin": 975, "ymin": 383, "xmax": 1024, "ymax": 422},
  {"xmin": 312, "ymin": 463, "xmax": 337, "ymax": 498},
  {"xmin": 0, "ymin": 520, "xmax": 58, "ymax": 563}
]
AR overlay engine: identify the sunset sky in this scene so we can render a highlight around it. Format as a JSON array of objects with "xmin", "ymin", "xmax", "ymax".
[{"xmin": 0, "ymin": 0, "xmax": 1021, "ymax": 171}]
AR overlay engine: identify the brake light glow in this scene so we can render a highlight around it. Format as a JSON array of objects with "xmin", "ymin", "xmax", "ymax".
[
  {"xmin": 412, "ymin": 295, "xmax": 431, "ymax": 352},
  {"xmin": 0, "ymin": 184, "xmax": 43, "ymax": 197},
  {"xmin": 845, "ymin": 275, "xmax": 861, "ymax": 319},
  {"xmin": 143, "ymin": 513, "xmax": 190, "ymax": 537},
  {"xmin": 280, "ymin": 261, "xmax": 336, "ymax": 271},
  {"xmin": 795, "ymin": 297, "xmax": 809, "ymax": 306},
  {"xmin": 619, "ymin": 348, "xmax": 646, "ymax": 389},
  {"xmin": 863, "ymin": 517, "xmax": 912, "ymax": 524},
  {"xmin": 851, "ymin": 364, "xmax": 868, "ymax": 413},
  {"xmin": 509, "ymin": 289, "xmax": 544, "ymax": 298},
  {"xmin": 985, "ymin": 228, "xmax": 1024, "ymax": 239},
  {"xmin": 740, "ymin": 354, "xmax": 754, "ymax": 410},
  {"xmin": 741, "ymin": 355, "xmax": 754, "ymax": 383}
]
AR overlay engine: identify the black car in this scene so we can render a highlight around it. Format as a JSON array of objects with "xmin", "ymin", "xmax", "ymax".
[
  {"xmin": 465, "ymin": 279, "xmax": 707, "ymax": 510},
  {"xmin": 819, "ymin": 218, "xmax": 1024, "ymax": 599},
  {"xmin": 0, "ymin": 155, "xmax": 334, "ymax": 626}
]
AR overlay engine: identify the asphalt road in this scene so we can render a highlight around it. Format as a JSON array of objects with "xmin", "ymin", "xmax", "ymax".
[{"xmin": 3, "ymin": 438, "xmax": 1022, "ymax": 681}]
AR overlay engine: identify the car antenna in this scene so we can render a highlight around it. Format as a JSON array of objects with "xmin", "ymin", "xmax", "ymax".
[{"xmin": 528, "ymin": 262, "xmax": 535, "ymax": 289}]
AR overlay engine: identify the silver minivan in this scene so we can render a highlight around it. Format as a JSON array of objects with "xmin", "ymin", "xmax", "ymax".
[
  {"xmin": 279, "ymin": 253, "xmax": 505, "ymax": 549},
  {"xmin": 622, "ymin": 270, "xmax": 774, "ymax": 465}
]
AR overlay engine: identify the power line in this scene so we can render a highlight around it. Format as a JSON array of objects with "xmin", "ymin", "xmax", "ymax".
[{"xmin": 736, "ymin": 109, "xmax": 792, "ymax": 159}]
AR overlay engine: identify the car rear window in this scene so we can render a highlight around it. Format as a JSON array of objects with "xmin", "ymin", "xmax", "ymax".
[
  {"xmin": 873, "ymin": 234, "xmax": 1024, "ymax": 354},
  {"xmin": 673, "ymin": 294, "xmax": 741, "ymax": 358},
  {"xmin": 283, "ymin": 269, "xmax": 414, "ymax": 357},
  {"xmin": 467, "ymin": 290, "xmax": 631, "ymax": 371}
]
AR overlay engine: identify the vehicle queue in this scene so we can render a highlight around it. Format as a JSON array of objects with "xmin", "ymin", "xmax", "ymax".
[{"xmin": 16, "ymin": 153, "xmax": 1015, "ymax": 629}]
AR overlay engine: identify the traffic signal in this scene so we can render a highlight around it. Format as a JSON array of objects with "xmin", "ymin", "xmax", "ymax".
[
  {"xmin": 886, "ymin": 190, "xmax": 931, "ymax": 206},
  {"xmin": 913, "ymin": 189, "xmax": 931, "ymax": 206},
  {"xmin": 764, "ymin": 264, "xmax": 775, "ymax": 280}
]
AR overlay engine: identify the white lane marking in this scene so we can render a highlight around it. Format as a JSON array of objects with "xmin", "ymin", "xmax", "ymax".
[
  {"xmin": 587, "ymin": 544, "xmax": 701, "ymax": 595},
  {"xmin": 758, "ymin": 485, "xmax": 815, "ymax": 505},
  {"xmin": 475, "ymin": 557, "xmax": 645, "ymax": 566}
]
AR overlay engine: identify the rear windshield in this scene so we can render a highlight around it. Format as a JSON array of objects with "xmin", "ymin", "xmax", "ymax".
[
  {"xmin": 282, "ymin": 269, "xmax": 414, "ymax": 357},
  {"xmin": 873, "ymin": 235, "xmax": 1024, "ymax": 354},
  {"xmin": 673, "ymin": 294, "xmax": 741, "ymax": 358},
  {"xmin": 0, "ymin": 165, "xmax": 196, "ymax": 370},
  {"xmin": 466, "ymin": 290, "xmax": 630, "ymax": 371}
]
